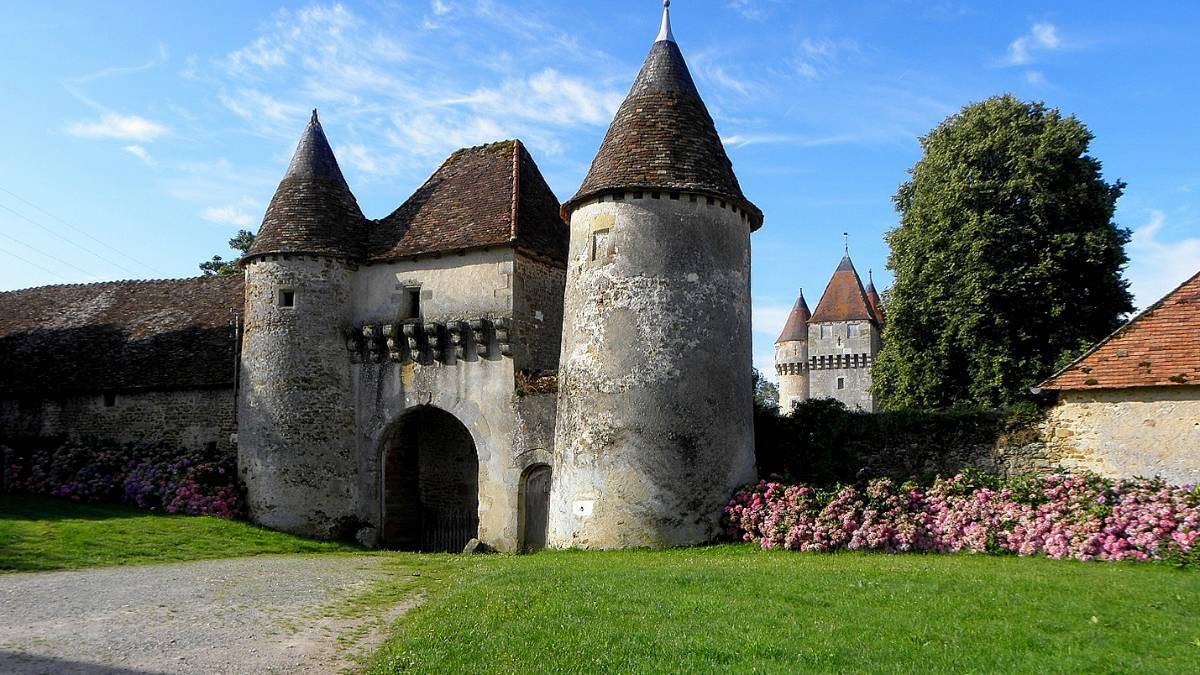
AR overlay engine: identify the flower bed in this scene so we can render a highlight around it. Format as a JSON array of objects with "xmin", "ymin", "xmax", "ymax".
[
  {"xmin": 725, "ymin": 472, "xmax": 1200, "ymax": 563},
  {"xmin": 2, "ymin": 438, "xmax": 242, "ymax": 518}
]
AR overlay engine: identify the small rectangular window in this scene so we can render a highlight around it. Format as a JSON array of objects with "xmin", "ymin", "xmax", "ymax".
[
  {"xmin": 591, "ymin": 229, "xmax": 612, "ymax": 262},
  {"xmin": 278, "ymin": 289, "xmax": 296, "ymax": 308},
  {"xmin": 820, "ymin": 324, "xmax": 833, "ymax": 339},
  {"xmin": 103, "ymin": 393, "xmax": 116, "ymax": 407},
  {"xmin": 402, "ymin": 287, "xmax": 422, "ymax": 319},
  {"xmin": 837, "ymin": 377, "xmax": 846, "ymax": 390},
  {"xmin": 849, "ymin": 324, "xmax": 861, "ymax": 338}
]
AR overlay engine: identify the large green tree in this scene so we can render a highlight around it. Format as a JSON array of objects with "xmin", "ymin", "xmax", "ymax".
[
  {"xmin": 200, "ymin": 230, "xmax": 256, "ymax": 276},
  {"xmin": 874, "ymin": 95, "xmax": 1133, "ymax": 410}
]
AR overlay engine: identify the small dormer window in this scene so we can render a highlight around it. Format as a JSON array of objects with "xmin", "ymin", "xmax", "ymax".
[{"xmin": 278, "ymin": 289, "xmax": 296, "ymax": 308}]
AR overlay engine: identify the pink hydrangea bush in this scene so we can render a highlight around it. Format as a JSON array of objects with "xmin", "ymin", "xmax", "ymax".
[
  {"xmin": 2, "ymin": 438, "xmax": 243, "ymax": 519},
  {"xmin": 726, "ymin": 472, "xmax": 1200, "ymax": 564}
]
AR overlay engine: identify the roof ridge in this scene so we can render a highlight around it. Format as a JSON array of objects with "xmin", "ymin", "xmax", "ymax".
[
  {"xmin": 510, "ymin": 139, "xmax": 521, "ymax": 241},
  {"xmin": 0, "ymin": 275, "xmax": 241, "ymax": 296},
  {"xmin": 1038, "ymin": 268, "xmax": 1200, "ymax": 390}
]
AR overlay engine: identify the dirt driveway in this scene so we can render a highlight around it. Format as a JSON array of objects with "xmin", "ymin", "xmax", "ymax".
[{"xmin": 0, "ymin": 555, "xmax": 415, "ymax": 674}]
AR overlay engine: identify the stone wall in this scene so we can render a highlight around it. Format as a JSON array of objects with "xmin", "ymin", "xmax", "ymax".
[
  {"xmin": 774, "ymin": 340, "xmax": 808, "ymax": 407},
  {"xmin": 0, "ymin": 387, "xmax": 236, "ymax": 453},
  {"xmin": 512, "ymin": 253, "xmax": 566, "ymax": 373},
  {"xmin": 1041, "ymin": 387, "xmax": 1200, "ymax": 485},
  {"xmin": 551, "ymin": 192, "xmax": 757, "ymax": 549}
]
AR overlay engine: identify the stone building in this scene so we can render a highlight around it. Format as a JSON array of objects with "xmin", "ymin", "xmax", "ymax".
[
  {"xmin": 1037, "ymin": 270, "xmax": 1200, "ymax": 485},
  {"xmin": 547, "ymin": 2, "xmax": 760, "ymax": 549},
  {"xmin": 237, "ymin": 112, "xmax": 567, "ymax": 552},
  {"xmin": 775, "ymin": 252, "xmax": 883, "ymax": 412},
  {"xmin": 0, "ymin": 277, "xmax": 243, "ymax": 452}
]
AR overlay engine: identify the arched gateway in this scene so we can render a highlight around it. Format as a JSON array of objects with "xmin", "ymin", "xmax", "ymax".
[{"xmin": 381, "ymin": 406, "xmax": 480, "ymax": 552}]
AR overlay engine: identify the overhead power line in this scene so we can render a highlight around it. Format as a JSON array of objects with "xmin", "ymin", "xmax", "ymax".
[
  {"xmin": 0, "ymin": 247, "xmax": 70, "ymax": 282},
  {"xmin": 0, "ymin": 202, "xmax": 145, "ymax": 278},
  {"xmin": 0, "ymin": 184, "xmax": 169, "ymax": 276},
  {"xmin": 0, "ymin": 230, "xmax": 99, "ymax": 279}
]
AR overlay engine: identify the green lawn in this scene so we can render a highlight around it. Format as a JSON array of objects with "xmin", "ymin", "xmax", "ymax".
[
  {"xmin": 4, "ymin": 497, "xmax": 1198, "ymax": 673},
  {"xmin": 0, "ymin": 495, "xmax": 356, "ymax": 571},
  {"xmin": 370, "ymin": 547, "xmax": 1200, "ymax": 674}
]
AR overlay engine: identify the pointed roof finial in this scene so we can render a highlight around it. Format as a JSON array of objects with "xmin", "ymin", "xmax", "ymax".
[
  {"xmin": 656, "ymin": 0, "xmax": 675, "ymax": 43},
  {"xmin": 844, "ymin": 232, "xmax": 849, "ymax": 256},
  {"xmin": 311, "ymin": 109, "xmax": 319, "ymax": 124}
]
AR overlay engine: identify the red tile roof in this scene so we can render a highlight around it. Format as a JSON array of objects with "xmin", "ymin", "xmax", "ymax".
[
  {"xmin": 0, "ymin": 276, "xmax": 244, "ymax": 396},
  {"xmin": 810, "ymin": 255, "xmax": 878, "ymax": 324},
  {"xmin": 371, "ymin": 140, "xmax": 566, "ymax": 264},
  {"xmin": 1041, "ymin": 270, "xmax": 1200, "ymax": 391},
  {"xmin": 776, "ymin": 290, "xmax": 811, "ymax": 343}
]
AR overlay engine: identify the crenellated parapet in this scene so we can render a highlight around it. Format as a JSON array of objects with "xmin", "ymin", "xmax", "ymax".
[
  {"xmin": 810, "ymin": 353, "xmax": 874, "ymax": 370},
  {"xmin": 347, "ymin": 318, "xmax": 513, "ymax": 364}
]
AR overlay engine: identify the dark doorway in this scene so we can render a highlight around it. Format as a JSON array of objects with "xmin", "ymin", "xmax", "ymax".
[
  {"xmin": 520, "ymin": 464, "xmax": 552, "ymax": 552},
  {"xmin": 382, "ymin": 406, "xmax": 479, "ymax": 552}
]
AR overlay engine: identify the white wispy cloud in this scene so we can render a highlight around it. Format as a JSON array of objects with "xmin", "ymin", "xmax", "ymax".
[
  {"xmin": 1127, "ymin": 210, "xmax": 1200, "ymax": 310},
  {"xmin": 431, "ymin": 0, "xmax": 452, "ymax": 16},
  {"xmin": 722, "ymin": 133, "xmax": 863, "ymax": 149},
  {"xmin": 201, "ymin": 204, "xmax": 257, "ymax": 228},
  {"xmin": 67, "ymin": 113, "xmax": 169, "ymax": 141},
  {"xmin": 753, "ymin": 303, "xmax": 792, "ymax": 338},
  {"xmin": 1005, "ymin": 22, "xmax": 1061, "ymax": 66},
  {"xmin": 220, "ymin": 88, "xmax": 306, "ymax": 127},
  {"xmin": 123, "ymin": 144, "xmax": 156, "ymax": 166}
]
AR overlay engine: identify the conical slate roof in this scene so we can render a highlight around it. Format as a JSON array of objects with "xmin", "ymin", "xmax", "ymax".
[
  {"xmin": 811, "ymin": 255, "xmax": 878, "ymax": 324},
  {"xmin": 246, "ymin": 111, "xmax": 368, "ymax": 260},
  {"xmin": 563, "ymin": 5, "xmax": 762, "ymax": 229},
  {"xmin": 776, "ymin": 290, "xmax": 811, "ymax": 343},
  {"xmin": 865, "ymin": 271, "xmax": 885, "ymax": 323}
]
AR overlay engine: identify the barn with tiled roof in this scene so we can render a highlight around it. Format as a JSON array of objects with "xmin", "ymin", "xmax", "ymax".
[{"xmin": 1038, "ymin": 271, "xmax": 1200, "ymax": 485}]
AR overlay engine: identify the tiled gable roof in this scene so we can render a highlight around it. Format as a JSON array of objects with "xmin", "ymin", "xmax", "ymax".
[
  {"xmin": 246, "ymin": 111, "xmax": 368, "ymax": 260},
  {"xmin": 0, "ymin": 276, "xmax": 244, "ymax": 396},
  {"xmin": 776, "ymin": 290, "xmax": 811, "ymax": 343},
  {"xmin": 370, "ymin": 140, "xmax": 567, "ymax": 264},
  {"xmin": 564, "ymin": 39, "xmax": 762, "ymax": 229},
  {"xmin": 810, "ymin": 255, "xmax": 878, "ymax": 324},
  {"xmin": 1041, "ymin": 271, "xmax": 1200, "ymax": 391}
]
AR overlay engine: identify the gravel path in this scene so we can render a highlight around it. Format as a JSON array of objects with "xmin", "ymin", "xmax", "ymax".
[{"xmin": 0, "ymin": 555, "xmax": 416, "ymax": 674}]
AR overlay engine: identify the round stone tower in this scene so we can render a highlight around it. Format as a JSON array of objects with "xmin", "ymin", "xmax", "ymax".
[
  {"xmin": 775, "ymin": 290, "xmax": 811, "ymax": 410},
  {"xmin": 238, "ymin": 111, "xmax": 366, "ymax": 538},
  {"xmin": 548, "ymin": 2, "xmax": 762, "ymax": 549}
]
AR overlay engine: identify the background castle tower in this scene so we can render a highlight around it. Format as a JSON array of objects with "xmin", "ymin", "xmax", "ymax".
[
  {"xmin": 807, "ymin": 252, "xmax": 883, "ymax": 412},
  {"xmin": 238, "ymin": 111, "xmax": 366, "ymax": 537},
  {"xmin": 548, "ymin": 2, "xmax": 762, "ymax": 549},
  {"xmin": 775, "ymin": 290, "xmax": 811, "ymax": 410}
]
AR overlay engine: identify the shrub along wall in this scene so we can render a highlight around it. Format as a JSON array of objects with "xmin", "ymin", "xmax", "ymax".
[
  {"xmin": 755, "ymin": 399, "xmax": 1055, "ymax": 485},
  {"xmin": 1, "ymin": 436, "xmax": 242, "ymax": 518}
]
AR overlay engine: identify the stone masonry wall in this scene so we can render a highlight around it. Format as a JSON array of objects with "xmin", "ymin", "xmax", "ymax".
[
  {"xmin": 551, "ymin": 192, "xmax": 757, "ymax": 549},
  {"xmin": 0, "ymin": 387, "xmax": 236, "ymax": 453},
  {"xmin": 512, "ymin": 253, "xmax": 566, "ymax": 373},
  {"xmin": 808, "ymin": 320, "xmax": 880, "ymax": 412},
  {"xmin": 1041, "ymin": 387, "xmax": 1200, "ymax": 485}
]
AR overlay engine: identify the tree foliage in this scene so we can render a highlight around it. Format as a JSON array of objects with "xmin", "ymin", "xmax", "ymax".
[
  {"xmin": 752, "ymin": 368, "xmax": 780, "ymax": 412},
  {"xmin": 200, "ymin": 230, "xmax": 256, "ymax": 276},
  {"xmin": 874, "ymin": 95, "xmax": 1134, "ymax": 410}
]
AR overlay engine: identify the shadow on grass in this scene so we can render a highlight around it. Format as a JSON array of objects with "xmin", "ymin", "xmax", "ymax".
[{"xmin": 0, "ymin": 494, "xmax": 164, "ymax": 522}]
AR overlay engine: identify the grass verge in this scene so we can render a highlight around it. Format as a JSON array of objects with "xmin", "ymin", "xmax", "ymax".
[
  {"xmin": 0, "ymin": 494, "xmax": 357, "ymax": 572},
  {"xmin": 369, "ymin": 545, "xmax": 1200, "ymax": 673}
]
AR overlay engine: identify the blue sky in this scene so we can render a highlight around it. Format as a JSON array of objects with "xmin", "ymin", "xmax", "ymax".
[{"xmin": 1, "ymin": 0, "xmax": 1198, "ymax": 378}]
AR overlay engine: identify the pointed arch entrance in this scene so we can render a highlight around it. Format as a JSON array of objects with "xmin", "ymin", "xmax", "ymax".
[{"xmin": 381, "ymin": 406, "xmax": 479, "ymax": 552}]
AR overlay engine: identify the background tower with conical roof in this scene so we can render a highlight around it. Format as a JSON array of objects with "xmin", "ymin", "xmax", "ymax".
[
  {"xmin": 548, "ymin": 1, "xmax": 760, "ymax": 549},
  {"xmin": 775, "ymin": 290, "xmax": 811, "ymax": 409},
  {"xmin": 238, "ymin": 111, "xmax": 365, "ymax": 536},
  {"xmin": 807, "ymin": 251, "xmax": 883, "ymax": 412}
]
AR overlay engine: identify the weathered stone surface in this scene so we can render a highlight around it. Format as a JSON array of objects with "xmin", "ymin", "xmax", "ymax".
[
  {"xmin": 1041, "ymin": 387, "xmax": 1200, "ymax": 485},
  {"xmin": 549, "ymin": 193, "xmax": 756, "ymax": 549},
  {"xmin": 0, "ymin": 388, "xmax": 235, "ymax": 453}
]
